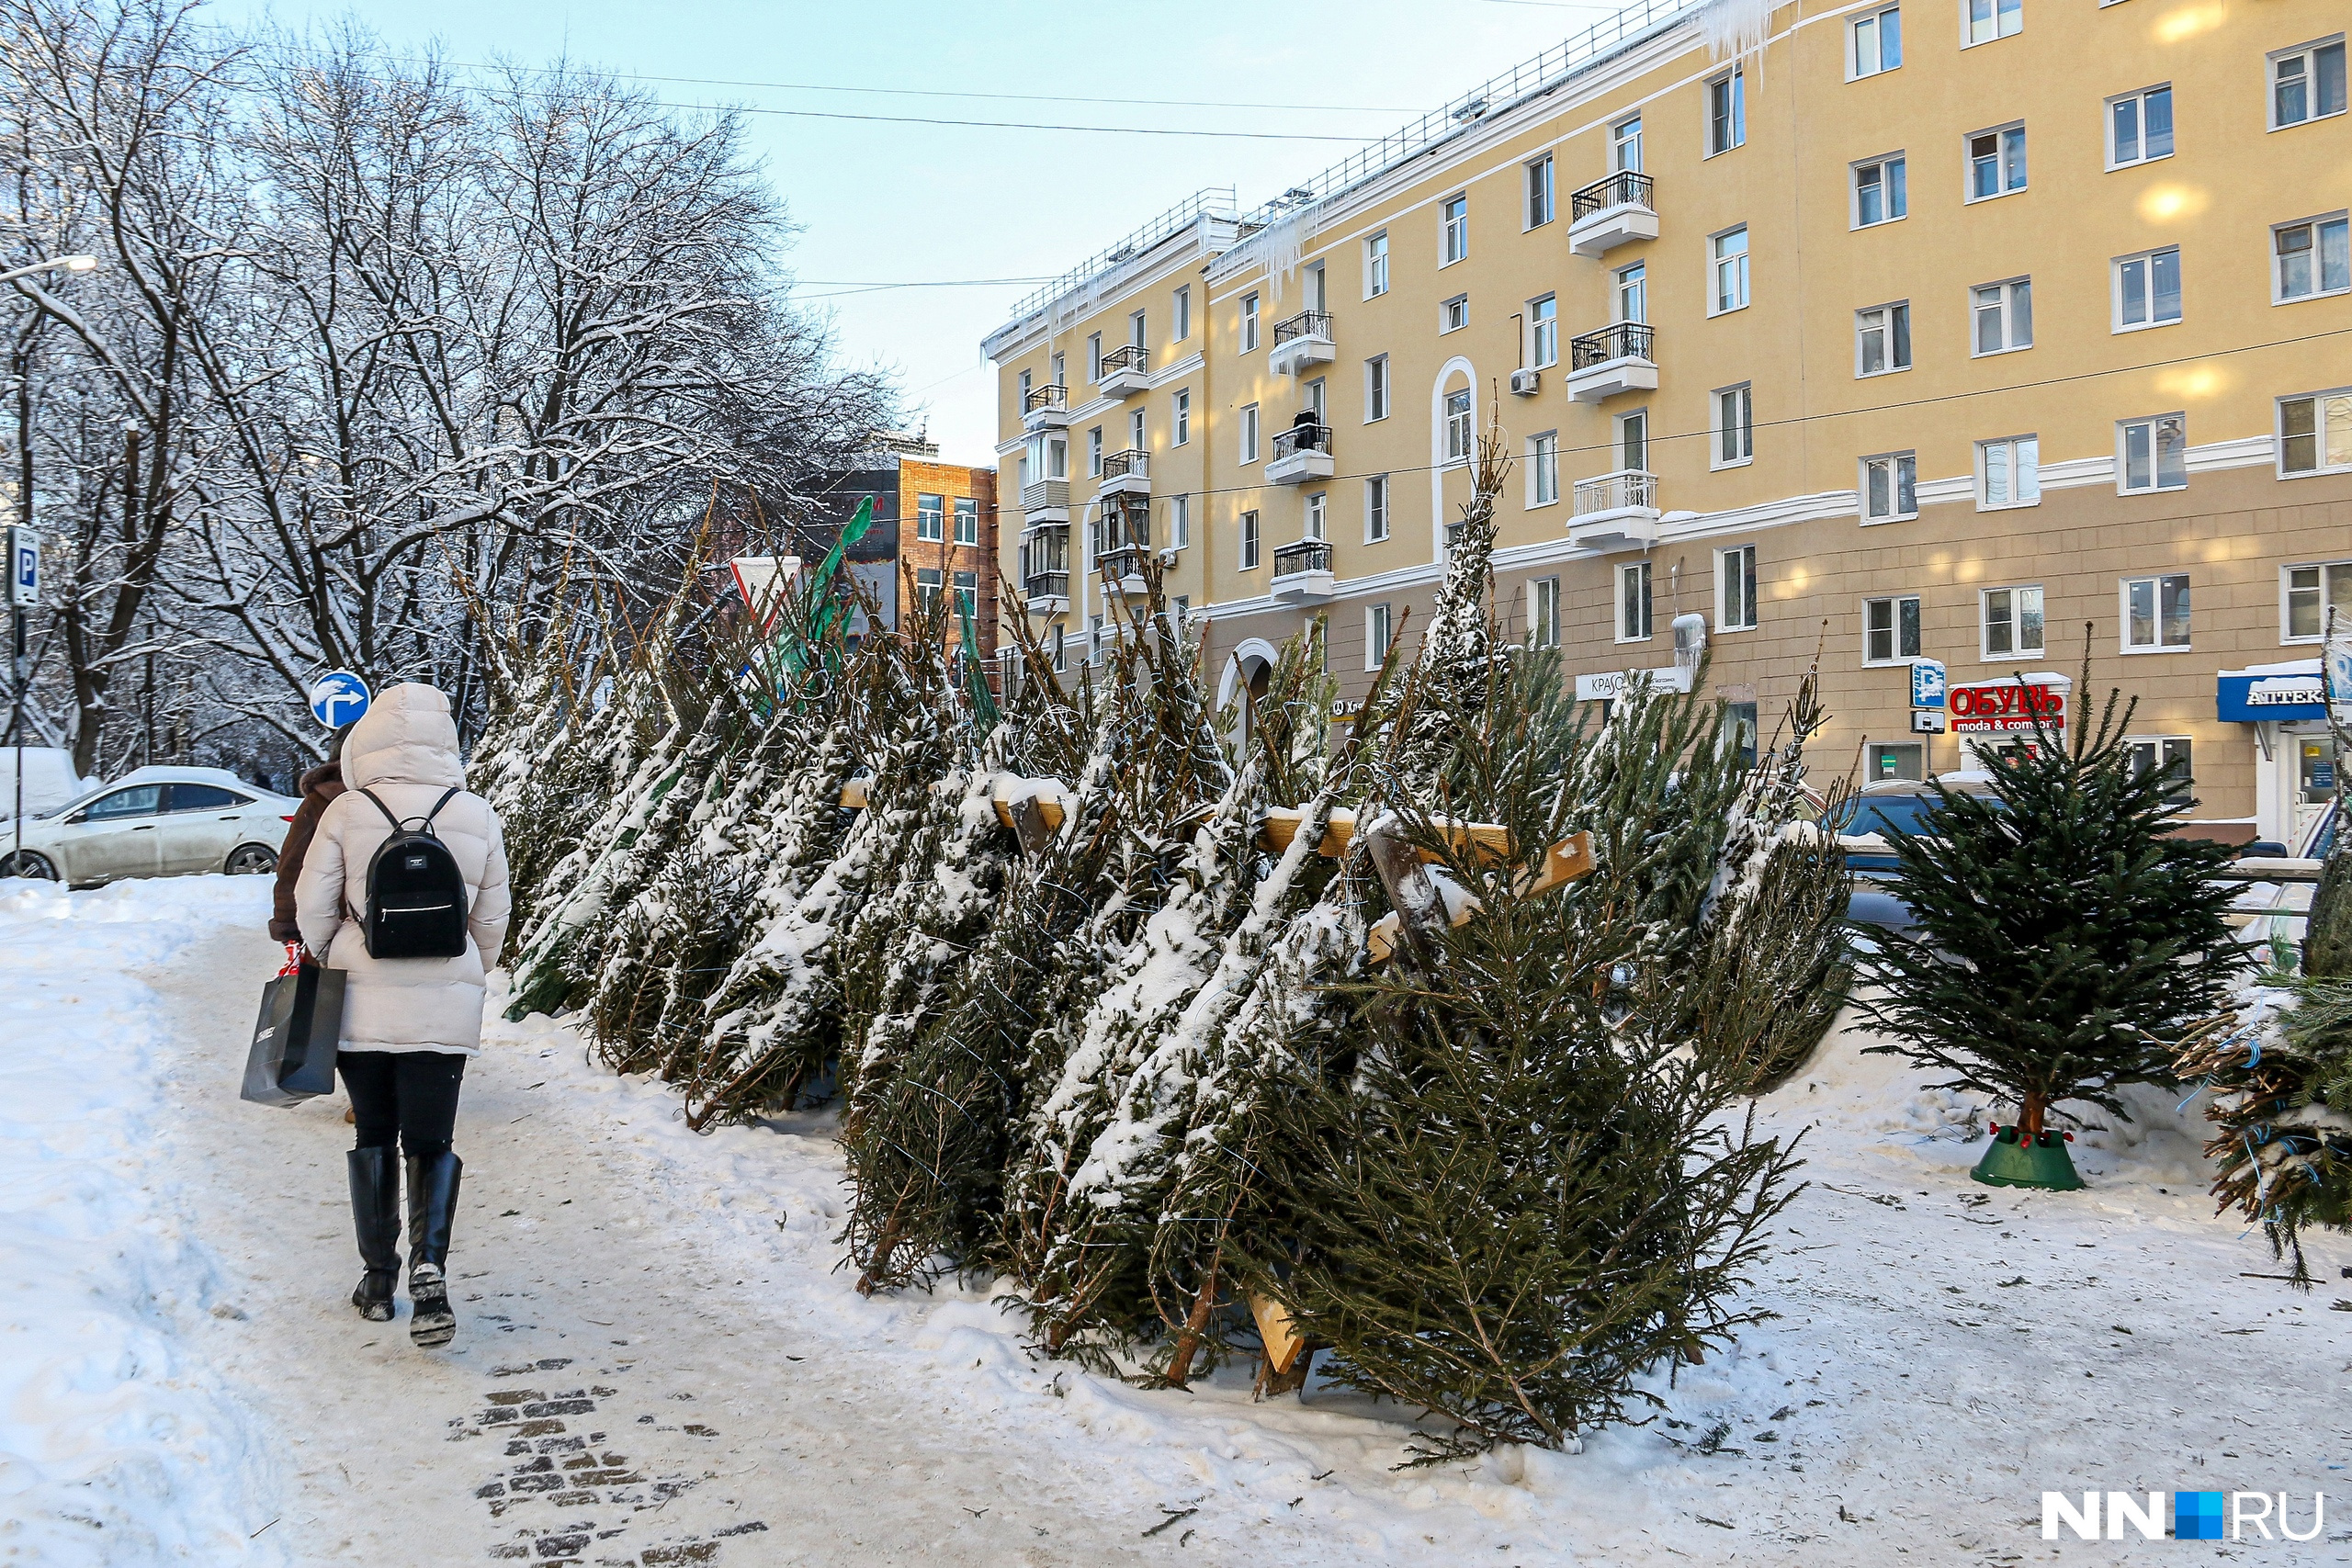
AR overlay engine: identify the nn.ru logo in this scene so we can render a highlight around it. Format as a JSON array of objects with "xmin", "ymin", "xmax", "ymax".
[{"xmin": 2041, "ymin": 1490, "xmax": 2325, "ymax": 1541}]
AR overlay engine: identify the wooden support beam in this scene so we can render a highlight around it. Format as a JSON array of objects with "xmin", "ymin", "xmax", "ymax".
[{"xmin": 1363, "ymin": 829, "xmax": 1597, "ymax": 964}]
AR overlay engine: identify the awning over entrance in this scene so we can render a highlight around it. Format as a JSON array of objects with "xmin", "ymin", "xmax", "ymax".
[{"xmin": 2216, "ymin": 660, "xmax": 2327, "ymax": 723}]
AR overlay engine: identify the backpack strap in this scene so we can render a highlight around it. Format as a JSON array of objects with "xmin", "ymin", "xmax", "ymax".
[
  {"xmin": 420, "ymin": 787, "xmax": 461, "ymax": 830},
  {"xmin": 357, "ymin": 787, "xmax": 401, "ymax": 829}
]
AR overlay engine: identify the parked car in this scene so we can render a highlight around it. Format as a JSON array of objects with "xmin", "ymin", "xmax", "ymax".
[
  {"xmin": 1832, "ymin": 775, "xmax": 2004, "ymax": 878},
  {"xmin": 0, "ymin": 766, "xmax": 299, "ymax": 886}
]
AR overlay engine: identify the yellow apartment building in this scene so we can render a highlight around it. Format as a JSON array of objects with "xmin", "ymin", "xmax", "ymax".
[{"xmin": 983, "ymin": 0, "xmax": 2352, "ymax": 847}]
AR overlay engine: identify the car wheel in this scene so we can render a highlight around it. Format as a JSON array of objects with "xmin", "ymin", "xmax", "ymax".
[
  {"xmin": 0, "ymin": 849, "xmax": 59, "ymax": 880},
  {"xmin": 225, "ymin": 843, "xmax": 278, "ymax": 876}
]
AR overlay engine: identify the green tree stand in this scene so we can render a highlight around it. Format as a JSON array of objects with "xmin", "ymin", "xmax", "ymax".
[{"xmin": 1971, "ymin": 1126, "xmax": 2085, "ymax": 1190}]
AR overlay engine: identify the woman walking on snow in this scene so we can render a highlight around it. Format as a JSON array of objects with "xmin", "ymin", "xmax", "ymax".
[{"xmin": 296, "ymin": 682, "xmax": 510, "ymax": 1348}]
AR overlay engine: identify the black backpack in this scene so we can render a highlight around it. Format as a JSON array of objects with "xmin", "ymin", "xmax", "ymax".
[{"xmin": 356, "ymin": 787, "xmax": 470, "ymax": 959}]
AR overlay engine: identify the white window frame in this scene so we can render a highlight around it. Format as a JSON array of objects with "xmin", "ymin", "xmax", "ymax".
[
  {"xmin": 1860, "ymin": 450, "xmax": 1919, "ymax": 524},
  {"xmin": 1975, "ymin": 434, "xmax": 2041, "ymax": 509},
  {"xmin": 1706, "ymin": 68, "xmax": 1745, "ymax": 156},
  {"xmin": 1615, "ymin": 261, "xmax": 1647, "ymax": 324},
  {"xmin": 1129, "ymin": 407, "xmax": 1146, "ymax": 453},
  {"xmin": 1862, "ymin": 592, "xmax": 1923, "ymax": 665},
  {"xmin": 1855, "ymin": 301, "xmax": 1911, "ymax": 378},
  {"xmin": 1087, "ymin": 426, "xmax": 1103, "ymax": 478},
  {"xmin": 1617, "ymin": 559, "xmax": 1654, "ymax": 642},
  {"xmin": 2278, "ymin": 390, "xmax": 2352, "ymax": 479},
  {"xmin": 1173, "ymin": 389, "xmax": 1191, "ymax": 446},
  {"xmin": 1961, "ymin": 0, "xmax": 2022, "ymax": 50},
  {"xmin": 953, "ymin": 495, "xmax": 978, "ymax": 547},
  {"xmin": 1087, "ymin": 333, "xmax": 1102, "ymax": 383},
  {"xmin": 1443, "ymin": 388, "xmax": 1474, "ymax": 466},
  {"xmin": 1528, "ymin": 431, "xmax": 1560, "ymax": 508},
  {"xmin": 2120, "ymin": 572, "xmax": 2191, "ymax": 653},
  {"xmin": 1441, "ymin": 294, "xmax": 1469, "ymax": 334},
  {"xmin": 2268, "ymin": 37, "xmax": 2347, "ymax": 132},
  {"xmin": 1709, "ymin": 226, "xmax": 1750, "ymax": 315},
  {"xmin": 1240, "ymin": 403, "xmax": 1260, "ymax": 464},
  {"xmin": 1964, "ymin": 121, "xmax": 2028, "ymax": 202},
  {"xmin": 2106, "ymin": 83, "xmax": 2174, "ymax": 169},
  {"xmin": 1365, "ymin": 231, "xmax": 1389, "ymax": 298},
  {"xmin": 2282, "ymin": 559, "xmax": 2352, "ymax": 642},
  {"xmin": 1526, "ymin": 154, "xmax": 1555, "ymax": 229},
  {"xmin": 1712, "ymin": 383, "xmax": 1754, "ymax": 469},
  {"xmin": 2124, "ymin": 736, "xmax": 2194, "ymax": 804},
  {"xmin": 1979, "ymin": 583, "xmax": 2045, "ymax": 660},
  {"xmin": 1365, "ymin": 355, "xmax": 1389, "ymax": 422},
  {"xmin": 1304, "ymin": 490, "xmax": 1327, "ymax": 541},
  {"xmin": 1241, "ymin": 292, "xmax": 1260, "ymax": 352},
  {"xmin": 1970, "ymin": 276, "xmax": 2033, "ymax": 355},
  {"xmin": 2116, "ymin": 412, "xmax": 2188, "ymax": 494},
  {"xmin": 2273, "ymin": 213, "xmax": 2351, "ymax": 304},
  {"xmin": 1365, "ymin": 474, "xmax": 1390, "ymax": 542},
  {"xmin": 1170, "ymin": 493, "xmax": 1190, "ymax": 549},
  {"xmin": 1172, "ymin": 286, "xmax": 1191, "ymax": 343},
  {"xmin": 1366, "ymin": 602, "xmax": 1393, "ymax": 670},
  {"xmin": 1717, "ymin": 544, "xmax": 1759, "ymax": 633},
  {"xmin": 1612, "ymin": 114, "xmax": 1644, "ymax": 173},
  {"xmin": 915, "ymin": 491, "xmax": 945, "ymax": 543},
  {"xmin": 2111, "ymin": 245, "xmax": 2183, "ymax": 333},
  {"xmin": 1528, "ymin": 294, "xmax": 1558, "ymax": 368},
  {"xmin": 1530, "ymin": 576, "xmax": 1561, "ymax": 649},
  {"xmin": 1239, "ymin": 509, "xmax": 1260, "ymax": 571},
  {"xmin": 1849, "ymin": 5, "xmax": 1903, "ymax": 79},
  {"xmin": 1440, "ymin": 194, "xmax": 1469, "ymax": 266},
  {"xmin": 1852, "ymin": 153, "xmax": 1907, "ymax": 229}
]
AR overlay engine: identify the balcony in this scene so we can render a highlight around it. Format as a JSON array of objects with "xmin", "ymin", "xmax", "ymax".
[
  {"xmin": 1565, "ymin": 321, "xmax": 1657, "ymax": 403},
  {"xmin": 1268, "ymin": 310, "xmax": 1335, "ymax": 377},
  {"xmin": 1020, "ymin": 477, "xmax": 1070, "ymax": 522},
  {"xmin": 1021, "ymin": 522, "xmax": 1070, "ymax": 615},
  {"xmin": 1097, "ymin": 545, "xmax": 1149, "ymax": 597},
  {"xmin": 1270, "ymin": 538, "xmax": 1335, "ymax": 604},
  {"xmin": 1567, "ymin": 469, "xmax": 1660, "ymax": 552},
  {"xmin": 1567, "ymin": 171, "xmax": 1658, "ymax": 259},
  {"xmin": 1096, "ymin": 496, "xmax": 1151, "ymax": 596},
  {"xmin": 1099, "ymin": 447, "xmax": 1150, "ymax": 499},
  {"xmin": 1265, "ymin": 422, "xmax": 1334, "ymax": 485},
  {"xmin": 1022, "ymin": 382, "xmax": 1069, "ymax": 433},
  {"xmin": 1097, "ymin": 344, "xmax": 1150, "ymax": 399}
]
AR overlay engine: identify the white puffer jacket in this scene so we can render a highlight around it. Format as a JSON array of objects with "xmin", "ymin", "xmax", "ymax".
[{"xmin": 296, "ymin": 683, "xmax": 512, "ymax": 1056}]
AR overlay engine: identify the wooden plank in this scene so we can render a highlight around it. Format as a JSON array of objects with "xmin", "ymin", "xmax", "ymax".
[
  {"xmin": 989, "ymin": 773, "xmax": 1067, "ymax": 838},
  {"xmin": 839, "ymin": 777, "xmax": 869, "ymax": 810},
  {"xmin": 1260, "ymin": 805, "xmax": 1358, "ymax": 857},
  {"xmin": 1521, "ymin": 830, "xmax": 1596, "ymax": 897},
  {"xmin": 1249, "ymin": 1292, "xmax": 1307, "ymax": 1377}
]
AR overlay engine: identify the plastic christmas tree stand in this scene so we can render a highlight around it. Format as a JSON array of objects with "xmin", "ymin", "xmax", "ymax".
[{"xmin": 1970, "ymin": 1126, "xmax": 2085, "ymax": 1190}]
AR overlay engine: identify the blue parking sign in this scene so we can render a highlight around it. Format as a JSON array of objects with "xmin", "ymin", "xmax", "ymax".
[
  {"xmin": 1910, "ymin": 659, "xmax": 1947, "ymax": 710},
  {"xmin": 308, "ymin": 670, "xmax": 371, "ymax": 728}
]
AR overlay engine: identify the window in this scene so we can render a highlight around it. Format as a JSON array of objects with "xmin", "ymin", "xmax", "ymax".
[
  {"xmin": 1088, "ymin": 426, "xmax": 1103, "ymax": 477},
  {"xmin": 79, "ymin": 784, "xmax": 160, "ymax": 821},
  {"xmin": 2117, "ymin": 413, "xmax": 2187, "ymax": 492},
  {"xmin": 1709, "ymin": 227, "xmax": 1749, "ymax": 315},
  {"xmin": 2280, "ymin": 391, "xmax": 2352, "ymax": 476},
  {"xmin": 1867, "ymin": 741, "xmax": 1924, "ymax": 783},
  {"xmin": 2108, "ymin": 84, "xmax": 2174, "ymax": 166},
  {"xmin": 165, "ymin": 783, "xmax": 247, "ymax": 812},
  {"xmin": 1717, "ymin": 546, "xmax": 1759, "ymax": 632},
  {"xmin": 1618, "ymin": 560, "xmax": 1654, "ymax": 641},
  {"xmin": 1365, "ymin": 231, "xmax": 1389, "ymax": 297},
  {"xmin": 1305, "ymin": 261, "xmax": 1327, "ymax": 315},
  {"xmin": 916, "ymin": 491, "xmax": 944, "ymax": 542},
  {"xmin": 1856, "ymin": 302, "xmax": 1911, "ymax": 376},
  {"xmin": 1529, "ymin": 295, "xmax": 1558, "ymax": 368},
  {"xmin": 1365, "ymin": 474, "xmax": 1389, "ymax": 541},
  {"xmin": 1442, "ymin": 294, "xmax": 1468, "ymax": 333},
  {"xmin": 1976, "ymin": 434, "xmax": 2040, "ymax": 507},
  {"xmin": 1526, "ymin": 155, "xmax": 1555, "ymax": 228},
  {"xmin": 1851, "ymin": 5, "xmax": 1902, "ymax": 76},
  {"xmin": 1972, "ymin": 277, "xmax": 2032, "ymax": 354},
  {"xmin": 1172, "ymin": 285, "xmax": 1191, "ymax": 342},
  {"xmin": 2285, "ymin": 560, "xmax": 2352, "ymax": 639},
  {"xmin": 1304, "ymin": 377, "xmax": 1326, "ymax": 424},
  {"xmin": 1981, "ymin": 584, "xmax": 2044, "ymax": 657},
  {"xmin": 1854, "ymin": 155, "xmax": 1907, "ymax": 226},
  {"xmin": 1170, "ymin": 493, "xmax": 1190, "ymax": 548},
  {"xmin": 1241, "ymin": 292, "xmax": 1260, "ymax": 351},
  {"xmin": 1967, "ymin": 124, "xmax": 2027, "ymax": 199},
  {"xmin": 2113, "ymin": 246, "xmax": 2182, "ymax": 330},
  {"xmin": 1367, "ymin": 602, "xmax": 1393, "ymax": 669},
  {"xmin": 916, "ymin": 567, "xmax": 943, "ymax": 614},
  {"xmin": 2275, "ymin": 215, "xmax": 2351, "ymax": 301},
  {"xmin": 1130, "ymin": 408, "xmax": 1146, "ymax": 452},
  {"xmin": 1443, "ymin": 388, "xmax": 1473, "ymax": 464},
  {"xmin": 1529, "ymin": 432, "xmax": 1560, "ymax": 506},
  {"xmin": 1441, "ymin": 194, "xmax": 1469, "ymax": 265},
  {"xmin": 1240, "ymin": 403, "xmax": 1261, "ymax": 463},
  {"xmin": 1963, "ymin": 0, "xmax": 2021, "ymax": 48},
  {"xmin": 1861, "ymin": 451, "xmax": 1919, "ymax": 522},
  {"xmin": 1051, "ymin": 351, "xmax": 1065, "ymax": 387},
  {"xmin": 2271, "ymin": 38, "xmax": 2346, "ymax": 130},
  {"xmin": 2125, "ymin": 738, "xmax": 2193, "ymax": 805},
  {"xmin": 953, "ymin": 570, "xmax": 978, "ymax": 621},
  {"xmin": 1018, "ymin": 368, "xmax": 1032, "ymax": 405},
  {"xmin": 1612, "ymin": 114, "xmax": 1643, "ymax": 172},
  {"xmin": 1174, "ymin": 389, "xmax": 1192, "ymax": 445},
  {"xmin": 1616, "ymin": 262, "xmax": 1648, "ymax": 324},
  {"xmin": 1239, "ymin": 510, "xmax": 1260, "ymax": 570},
  {"xmin": 1865, "ymin": 594, "xmax": 1923, "ymax": 663},
  {"xmin": 1726, "ymin": 705, "xmax": 1761, "ymax": 768},
  {"xmin": 954, "ymin": 496, "xmax": 978, "ymax": 547},
  {"xmin": 1365, "ymin": 355, "xmax": 1389, "ymax": 422},
  {"xmin": 1530, "ymin": 577, "xmax": 1559, "ymax": 649},
  {"xmin": 1129, "ymin": 310, "xmax": 1147, "ymax": 350},
  {"xmin": 2121, "ymin": 573, "xmax": 2190, "ymax": 650},
  {"xmin": 1304, "ymin": 491, "xmax": 1327, "ymax": 541},
  {"xmin": 1708, "ymin": 69, "xmax": 1745, "ymax": 154},
  {"xmin": 1618, "ymin": 409, "xmax": 1648, "ymax": 472},
  {"xmin": 1713, "ymin": 384, "xmax": 1754, "ymax": 468}
]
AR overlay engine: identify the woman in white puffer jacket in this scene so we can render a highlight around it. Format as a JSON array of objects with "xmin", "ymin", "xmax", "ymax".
[{"xmin": 296, "ymin": 682, "xmax": 510, "ymax": 1348}]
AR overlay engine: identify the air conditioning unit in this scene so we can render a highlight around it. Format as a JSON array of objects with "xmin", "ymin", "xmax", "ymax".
[{"xmin": 1509, "ymin": 368, "xmax": 1541, "ymax": 396}]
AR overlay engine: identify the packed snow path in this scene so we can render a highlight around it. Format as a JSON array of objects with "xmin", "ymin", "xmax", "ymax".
[{"xmin": 6, "ymin": 877, "xmax": 2350, "ymax": 1565}]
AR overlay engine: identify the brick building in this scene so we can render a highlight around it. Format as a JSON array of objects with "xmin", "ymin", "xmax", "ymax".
[{"xmin": 804, "ymin": 432, "xmax": 1001, "ymax": 657}]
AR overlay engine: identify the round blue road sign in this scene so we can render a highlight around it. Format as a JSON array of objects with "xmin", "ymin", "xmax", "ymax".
[{"xmin": 309, "ymin": 670, "xmax": 371, "ymax": 728}]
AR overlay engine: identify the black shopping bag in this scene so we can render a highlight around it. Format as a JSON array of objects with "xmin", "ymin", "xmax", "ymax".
[{"xmin": 241, "ymin": 945, "xmax": 346, "ymax": 1108}]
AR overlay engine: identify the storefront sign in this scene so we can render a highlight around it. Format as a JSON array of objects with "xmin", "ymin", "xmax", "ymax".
[
  {"xmin": 1574, "ymin": 666, "xmax": 1695, "ymax": 702},
  {"xmin": 1949, "ymin": 678, "xmax": 2066, "ymax": 734},
  {"xmin": 2215, "ymin": 660, "xmax": 2329, "ymax": 723}
]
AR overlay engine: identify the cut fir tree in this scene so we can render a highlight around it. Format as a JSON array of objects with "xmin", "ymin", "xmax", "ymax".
[{"xmin": 1859, "ymin": 669, "xmax": 2240, "ymax": 1190}]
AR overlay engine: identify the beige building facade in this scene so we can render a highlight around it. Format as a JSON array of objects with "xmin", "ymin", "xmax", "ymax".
[{"xmin": 985, "ymin": 0, "xmax": 2352, "ymax": 846}]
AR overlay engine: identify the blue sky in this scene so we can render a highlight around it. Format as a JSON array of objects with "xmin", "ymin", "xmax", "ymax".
[{"xmin": 211, "ymin": 0, "xmax": 1638, "ymax": 464}]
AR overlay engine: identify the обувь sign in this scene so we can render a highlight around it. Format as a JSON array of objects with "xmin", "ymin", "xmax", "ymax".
[{"xmin": 1949, "ymin": 679, "xmax": 2066, "ymax": 734}]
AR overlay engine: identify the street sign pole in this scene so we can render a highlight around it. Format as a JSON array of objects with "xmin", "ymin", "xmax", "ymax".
[{"xmin": 8, "ymin": 526, "xmax": 39, "ymax": 873}]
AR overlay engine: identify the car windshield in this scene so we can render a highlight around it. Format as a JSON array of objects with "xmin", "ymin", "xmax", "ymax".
[{"xmin": 1836, "ymin": 791, "xmax": 2000, "ymax": 840}]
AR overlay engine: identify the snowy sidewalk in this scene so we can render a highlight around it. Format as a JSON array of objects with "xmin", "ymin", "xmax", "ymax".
[{"xmin": 6, "ymin": 876, "xmax": 2349, "ymax": 1565}]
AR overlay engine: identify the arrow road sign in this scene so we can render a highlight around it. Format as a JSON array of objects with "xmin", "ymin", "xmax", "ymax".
[{"xmin": 308, "ymin": 670, "xmax": 371, "ymax": 728}]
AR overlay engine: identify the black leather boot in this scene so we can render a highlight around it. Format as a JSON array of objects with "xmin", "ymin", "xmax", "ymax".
[
  {"xmin": 346, "ymin": 1147, "xmax": 401, "ymax": 1322},
  {"xmin": 404, "ymin": 1150, "xmax": 463, "ymax": 1348}
]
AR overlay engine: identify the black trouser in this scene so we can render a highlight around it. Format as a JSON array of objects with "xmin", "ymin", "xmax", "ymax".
[{"xmin": 340, "ymin": 1051, "xmax": 467, "ymax": 1158}]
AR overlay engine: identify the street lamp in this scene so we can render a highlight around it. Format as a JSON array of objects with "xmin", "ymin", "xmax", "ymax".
[{"xmin": 0, "ymin": 254, "xmax": 98, "ymax": 286}]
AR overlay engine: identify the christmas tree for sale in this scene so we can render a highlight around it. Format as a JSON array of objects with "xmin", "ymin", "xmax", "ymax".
[{"xmin": 1860, "ymin": 676, "xmax": 2240, "ymax": 1190}]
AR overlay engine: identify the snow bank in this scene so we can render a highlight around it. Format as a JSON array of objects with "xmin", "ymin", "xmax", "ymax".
[{"xmin": 0, "ymin": 875, "xmax": 284, "ymax": 1566}]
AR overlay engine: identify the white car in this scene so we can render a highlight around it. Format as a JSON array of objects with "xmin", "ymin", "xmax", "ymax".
[{"xmin": 0, "ymin": 765, "xmax": 300, "ymax": 886}]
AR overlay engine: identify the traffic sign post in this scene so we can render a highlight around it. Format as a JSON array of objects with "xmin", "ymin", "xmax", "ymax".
[
  {"xmin": 308, "ymin": 670, "xmax": 371, "ymax": 730},
  {"xmin": 7, "ymin": 527, "xmax": 39, "ymax": 874}
]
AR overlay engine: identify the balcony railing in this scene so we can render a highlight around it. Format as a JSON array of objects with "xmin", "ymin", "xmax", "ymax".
[
  {"xmin": 1099, "ymin": 344, "xmax": 1148, "ymax": 378},
  {"xmin": 1570, "ymin": 321, "xmax": 1655, "ymax": 369},
  {"xmin": 1571, "ymin": 468, "xmax": 1658, "ymax": 517},
  {"xmin": 1271, "ymin": 423, "xmax": 1333, "ymax": 462},
  {"xmin": 1272, "ymin": 538, "xmax": 1333, "ymax": 579},
  {"xmin": 1020, "ymin": 477, "xmax": 1069, "ymax": 513},
  {"xmin": 1102, "ymin": 447, "xmax": 1148, "ymax": 482},
  {"xmin": 1023, "ymin": 383, "xmax": 1069, "ymax": 413},
  {"xmin": 1570, "ymin": 170, "xmax": 1654, "ymax": 221},
  {"xmin": 1272, "ymin": 310, "xmax": 1332, "ymax": 346},
  {"xmin": 1023, "ymin": 570, "xmax": 1069, "ymax": 604},
  {"xmin": 1098, "ymin": 545, "xmax": 1148, "ymax": 588}
]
